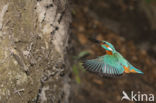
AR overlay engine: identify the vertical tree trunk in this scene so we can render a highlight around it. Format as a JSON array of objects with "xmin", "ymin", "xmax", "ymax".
[{"xmin": 0, "ymin": 0, "xmax": 71, "ymax": 103}]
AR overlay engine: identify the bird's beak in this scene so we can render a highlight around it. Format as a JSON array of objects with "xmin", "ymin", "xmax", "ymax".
[
  {"xmin": 89, "ymin": 38, "xmax": 102, "ymax": 44},
  {"xmin": 95, "ymin": 39, "xmax": 102, "ymax": 44}
]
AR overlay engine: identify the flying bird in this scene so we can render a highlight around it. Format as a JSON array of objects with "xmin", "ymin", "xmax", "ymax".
[{"xmin": 82, "ymin": 40, "xmax": 143, "ymax": 77}]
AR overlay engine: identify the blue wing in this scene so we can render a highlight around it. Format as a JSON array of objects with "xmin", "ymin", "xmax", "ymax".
[{"xmin": 83, "ymin": 58, "xmax": 124, "ymax": 77}]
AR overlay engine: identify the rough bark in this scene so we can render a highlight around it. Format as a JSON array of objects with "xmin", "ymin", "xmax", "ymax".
[{"xmin": 0, "ymin": 0, "xmax": 71, "ymax": 103}]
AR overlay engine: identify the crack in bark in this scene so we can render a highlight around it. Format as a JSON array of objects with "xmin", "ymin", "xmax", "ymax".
[
  {"xmin": 11, "ymin": 49, "xmax": 29, "ymax": 75},
  {"xmin": 35, "ymin": 71, "xmax": 58, "ymax": 103}
]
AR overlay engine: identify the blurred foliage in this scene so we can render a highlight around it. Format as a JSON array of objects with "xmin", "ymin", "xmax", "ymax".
[
  {"xmin": 77, "ymin": 51, "xmax": 90, "ymax": 59},
  {"xmin": 145, "ymin": 0, "xmax": 155, "ymax": 3},
  {"xmin": 72, "ymin": 9, "xmax": 76, "ymax": 15},
  {"xmin": 72, "ymin": 66, "xmax": 80, "ymax": 84},
  {"xmin": 73, "ymin": 51, "xmax": 90, "ymax": 60},
  {"xmin": 72, "ymin": 51, "xmax": 88, "ymax": 84},
  {"xmin": 72, "ymin": 64, "xmax": 81, "ymax": 84}
]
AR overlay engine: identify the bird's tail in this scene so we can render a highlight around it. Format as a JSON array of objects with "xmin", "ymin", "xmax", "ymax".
[
  {"xmin": 133, "ymin": 68, "xmax": 144, "ymax": 74},
  {"xmin": 130, "ymin": 64, "xmax": 144, "ymax": 74}
]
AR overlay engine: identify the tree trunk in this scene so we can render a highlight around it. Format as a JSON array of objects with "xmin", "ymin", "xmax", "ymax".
[{"xmin": 0, "ymin": 0, "xmax": 71, "ymax": 103}]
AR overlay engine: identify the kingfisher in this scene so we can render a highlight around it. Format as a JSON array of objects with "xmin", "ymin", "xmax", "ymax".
[{"xmin": 83, "ymin": 40, "xmax": 143, "ymax": 77}]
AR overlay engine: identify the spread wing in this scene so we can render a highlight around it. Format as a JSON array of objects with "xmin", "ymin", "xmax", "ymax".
[{"xmin": 82, "ymin": 57, "xmax": 124, "ymax": 77}]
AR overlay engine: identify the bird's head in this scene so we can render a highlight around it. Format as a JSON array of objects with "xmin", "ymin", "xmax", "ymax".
[
  {"xmin": 89, "ymin": 38, "xmax": 116, "ymax": 55},
  {"xmin": 92, "ymin": 39, "xmax": 116, "ymax": 55},
  {"xmin": 101, "ymin": 40, "xmax": 115, "ymax": 51}
]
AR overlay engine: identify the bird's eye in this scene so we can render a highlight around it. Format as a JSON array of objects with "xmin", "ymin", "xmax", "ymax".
[{"xmin": 101, "ymin": 42, "xmax": 106, "ymax": 45}]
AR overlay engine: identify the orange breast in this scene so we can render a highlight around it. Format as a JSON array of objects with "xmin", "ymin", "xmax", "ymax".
[{"xmin": 106, "ymin": 50, "xmax": 112, "ymax": 55}]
